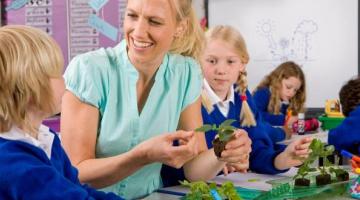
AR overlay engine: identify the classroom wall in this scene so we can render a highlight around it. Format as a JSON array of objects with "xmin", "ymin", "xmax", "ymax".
[{"xmin": 208, "ymin": 0, "xmax": 358, "ymax": 108}]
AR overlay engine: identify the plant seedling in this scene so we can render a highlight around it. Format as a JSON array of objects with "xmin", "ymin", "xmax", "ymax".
[
  {"xmin": 329, "ymin": 156, "xmax": 349, "ymax": 182},
  {"xmin": 309, "ymin": 139, "xmax": 335, "ymax": 186},
  {"xmin": 195, "ymin": 119, "xmax": 237, "ymax": 157},
  {"xmin": 294, "ymin": 163, "xmax": 312, "ymax": 187},
  {"xmin": 180, "ymin": 180, "xmax": 242, "ymax": 200},
  {"xmin": 293, "ymin": 155, "xmax": 317, "ymax": 187}
]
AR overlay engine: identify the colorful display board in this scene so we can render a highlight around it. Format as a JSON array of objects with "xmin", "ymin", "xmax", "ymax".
[{"xmin": 4, "ymin": 0, "xmax": 126, "ymax": 68}]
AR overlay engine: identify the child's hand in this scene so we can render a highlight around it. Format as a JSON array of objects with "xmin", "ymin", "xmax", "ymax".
[
  {"xmin": 219, "ymin": 129, "xmax": 251, "ymax": 170},
  {"xmin": 284, "ymin": 116, "xmax": 298, "ymax": 136},
  {"xmin": 135, "ymin": 130, "xmax": 199, "ymax": 168},
  {"xmin": 275, "ymin": 137, "xmax": 312, "ymax": 170},
  {"xmin": 287, "ymin": 116, "xmax": 298, "ymax": 128},
  {"xmin": 222, "ymin": 161, "xmax": 249, "ymax": 175}
]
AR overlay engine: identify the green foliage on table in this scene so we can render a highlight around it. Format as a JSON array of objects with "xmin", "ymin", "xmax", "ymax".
[
  {"xmin": 294, "ymin": 139, "xmax": 335, "ymax": 179},
  {"xmin": 309, "ymin": 139, "xmax": 335, "ymax": 175},
  {"xmin": 180, "ymin": 180, "xmax": 242, "ymax": 200}
]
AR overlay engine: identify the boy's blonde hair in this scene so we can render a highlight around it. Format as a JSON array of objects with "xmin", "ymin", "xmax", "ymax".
[
  {"xmin": 0, "ymin": 25, "xmax": 64, "ymax": 133},
  {"xmin": 254, "ymin": 61, "xmax": 306, "ymax": 115},
  {"xmin": 169, "ymin": 0, "xmax": 204, "ymax": 60},
  {"xmin": 202, "ymin": 25, "xmax": 256, "ymax": 127}
]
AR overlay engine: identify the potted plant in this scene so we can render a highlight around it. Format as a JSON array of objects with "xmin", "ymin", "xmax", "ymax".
[
  {"xmin": 195, "ymin": 119, "xmax": 237, "ymax": 157},
  {"xmin": 180, "ymin": 180, "xmax": 242, "ymax": 200},
  {"xmin": 293, "ymin": 149, "xmax": 317, "ymax": 187},
  {"xmin": 310, "ymin": 139, "xmax": 335, "ymax": 186},
  {"xmin": 294, "ymin": 161, "xmax": 313, "ymax": 187},
  {"xmin": 329, "ymin": 156, "xmax": 349, "ymax": 182}
]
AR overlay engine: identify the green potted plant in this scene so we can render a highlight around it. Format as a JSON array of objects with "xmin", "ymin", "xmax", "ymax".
[
  {"xmin": 309, "ymin": 139, "xmax": 335, "ymax": 186},
  {"xmin": 329, "ymin": 156, "xmax": 349, "ymax": 182},
  {"xmin": 180, "ymin": 180, "xmax": 242, "ymax": 200},
  {"xmin": 195, "ymin": 119, "xmax": 237, "ymax": 157},
  {"xmin": 293, "ymin": 149, "xmax": 317, "ymax": 187},
  {"xmin": 293, "ymin": 161, "xmax": 312, "ymax": 187}
]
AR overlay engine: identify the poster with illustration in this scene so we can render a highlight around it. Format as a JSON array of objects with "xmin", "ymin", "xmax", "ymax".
[{"xmin": 4, "ymin": 0, "xmax": 126, "ymax": 68}]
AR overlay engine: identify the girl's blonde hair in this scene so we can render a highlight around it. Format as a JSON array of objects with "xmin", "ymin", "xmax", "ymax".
[
  {"xmin": 169, "ymin": 0, "xmax": 204, "ymax": 60},
  {"xmin": 0, "ymin": 25, "xmax": 64, "ymax": 133},
  {"xmin": 202, "ymin": 25, "xmax": 256, "ymax": 127},
  {"xmin": 254, "ymin": 61, "xmax": 306, "ymax": 115}
]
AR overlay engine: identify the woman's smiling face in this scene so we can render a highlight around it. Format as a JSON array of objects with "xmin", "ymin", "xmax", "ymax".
[{"xmin": 124, "ymin": 0, "xmax": 179, "ymax": 66}]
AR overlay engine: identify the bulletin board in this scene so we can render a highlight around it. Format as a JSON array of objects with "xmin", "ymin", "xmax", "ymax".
[
  {"xmin": 208, "ymin": 0, "xmax": 359, "ymax": 108},
  {"xmin": 3, "ymin": 0, "xmax": 126, "ymax": 69}
]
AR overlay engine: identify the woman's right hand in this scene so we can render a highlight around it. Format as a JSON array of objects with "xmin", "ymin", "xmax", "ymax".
[{"xmin": 134, "ymin": 130, "xmax": 200, "ymax": 168}]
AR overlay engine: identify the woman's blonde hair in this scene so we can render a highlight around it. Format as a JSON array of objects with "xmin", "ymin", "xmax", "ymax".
[
  {"xmin": 169, "ymin": 0, "xmax": 204, "ymax": 60},
  {"xmin": 254, "ymin": 61, "xmax": 306, "ymax": 115},
  {"xmin": 0, "ymin": 25, "xmax": 64, "ymax": 133},
  {"xmin": 202, "ymin": 25, "xmax": 256, "ymax": 127}
]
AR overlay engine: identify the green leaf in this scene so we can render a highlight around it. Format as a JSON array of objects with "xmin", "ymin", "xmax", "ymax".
[
  {"xmin": 220, "ymin": 125, "xmax": 236, "ymax": 132},
  {"xmin": 309, "ymin": 139, "xmax": 323, "ymax": 154},
  {"xmin": 219, "ymin": 129, "xmax": 234, "ymax": 142},
  {"xmin": 209, "ymin": 182, "xmax": 217, "ymax": 190},
  {"xmin": 212, "ymin": 124, "xmax": 218, "ymax": 130},
  {"xmin": 219, "ymin": 119, "xmax": 236, "ymax": 129},
  {"xmin": 308, "ymin": 167, "xmax": 317, "ymax": 172},
  {"xmin": 325, "ymin": 145, "xmax": 335, "ymax": 154},
  {"xmin": 195, "ymin": 124, "xmax": 213, "ymax": 132}
]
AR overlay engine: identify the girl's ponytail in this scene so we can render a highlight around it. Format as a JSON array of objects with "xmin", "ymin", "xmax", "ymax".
[{"xmin": 236, "ymin": 72, "xmax": 256, "ymax": 127}]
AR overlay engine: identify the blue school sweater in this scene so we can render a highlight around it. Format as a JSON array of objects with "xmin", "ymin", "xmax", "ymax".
[
  {"xmin": 253, "ymin": 87, "xmax": 288, "ymax": 126},
  {"xmin": 202, "ymin": 90, "xmax": 287, "ymax": 175},
  {"xmin": 0, "ymin": 130, "xmax": 123, "ymax": 200},
  {"xmin": 161, "ymin": 90, "xmax": 287, "ymax": 187},
  {"xmin": 328, "ymin": 105, "xmax": 360, "ymax": 155}
]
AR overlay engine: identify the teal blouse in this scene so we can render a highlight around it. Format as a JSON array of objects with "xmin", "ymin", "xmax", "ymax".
[{"xmin": 64, "ymin": 40, "xmax": 202, "ymax": 199}]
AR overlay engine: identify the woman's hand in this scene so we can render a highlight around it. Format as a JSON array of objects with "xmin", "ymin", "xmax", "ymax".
[
  {"xmin": 135, "ymin": 130, "xmax": 200, "ymax": 168},
  {"xmin": 218, "ymin": 129, "xmax": 251, "ymax": 173}
]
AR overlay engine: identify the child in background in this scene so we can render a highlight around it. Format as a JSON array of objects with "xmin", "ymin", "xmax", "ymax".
[
  {"xmin": 253, "ymin": 62, "xmax": 305, "ymax": 126},
  {"xmin": 0, "ymin": 25, "xmax": 122, "ymax": 200},
  {"xmin": 328, "ymin": 76, "xmax": 360, "ymax": 154},
  {"xmin": 200, "ymin": 25, "xmax": 312, "ymax": 174},
  {"xmin": 253, "ymin": 61, "xmax": 306, "ymax": 137}
]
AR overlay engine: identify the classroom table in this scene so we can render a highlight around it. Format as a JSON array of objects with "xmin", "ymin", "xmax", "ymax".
[
  {"xmin": 143, "ymin": 166, "xmax": 355, "ymax": 200},
  {"xmin": 143, "ymin": 131, "xmax": 354, "ymax": 199}
]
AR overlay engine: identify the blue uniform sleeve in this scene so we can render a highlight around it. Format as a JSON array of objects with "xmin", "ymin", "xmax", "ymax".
[
  {"xmin": 253, "ymin": 88, "xmax": 286, "ymax": 126},
  {"xmin": 260, "ymin": 122, "xmax": 286, "ymax": 143},
  {"xmin": 328, "ymin": 110, "xmax": 360, "ymax": 154},
  {"xmin": 240, "ymin": 91, "xmax": 287, "ymax": 174},
  {"xmin": 247, "ymin": 91, "xmax": 286, "ymax": 143},
  {"xmin": 247, "ymin": 126, "xmax": 288, "ymax": 174},
  {"xmin": 0, "ymin": 142, "xmax": 123, "ymax": 200}
]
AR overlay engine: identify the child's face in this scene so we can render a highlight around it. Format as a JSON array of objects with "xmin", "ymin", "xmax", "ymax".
[
  {"xmin": 280, "ymin": 76, "xmax": 301, "ymax": 102},
  {"xmin": 50, "ymin": 77, "xmax": 65, "ymax": 115},
  {"xmin": 201, "ymin": 39, "xmax": 245, "ymax": 96}
]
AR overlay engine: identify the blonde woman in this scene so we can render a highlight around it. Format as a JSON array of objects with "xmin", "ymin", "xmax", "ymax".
[
  {"xmin": 61, "ymin": 0, "xmax": 251, "ymax": 199},
  {"xmin": 0, "ymin": 25, "xmax": 122, "ymax": 199}
]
